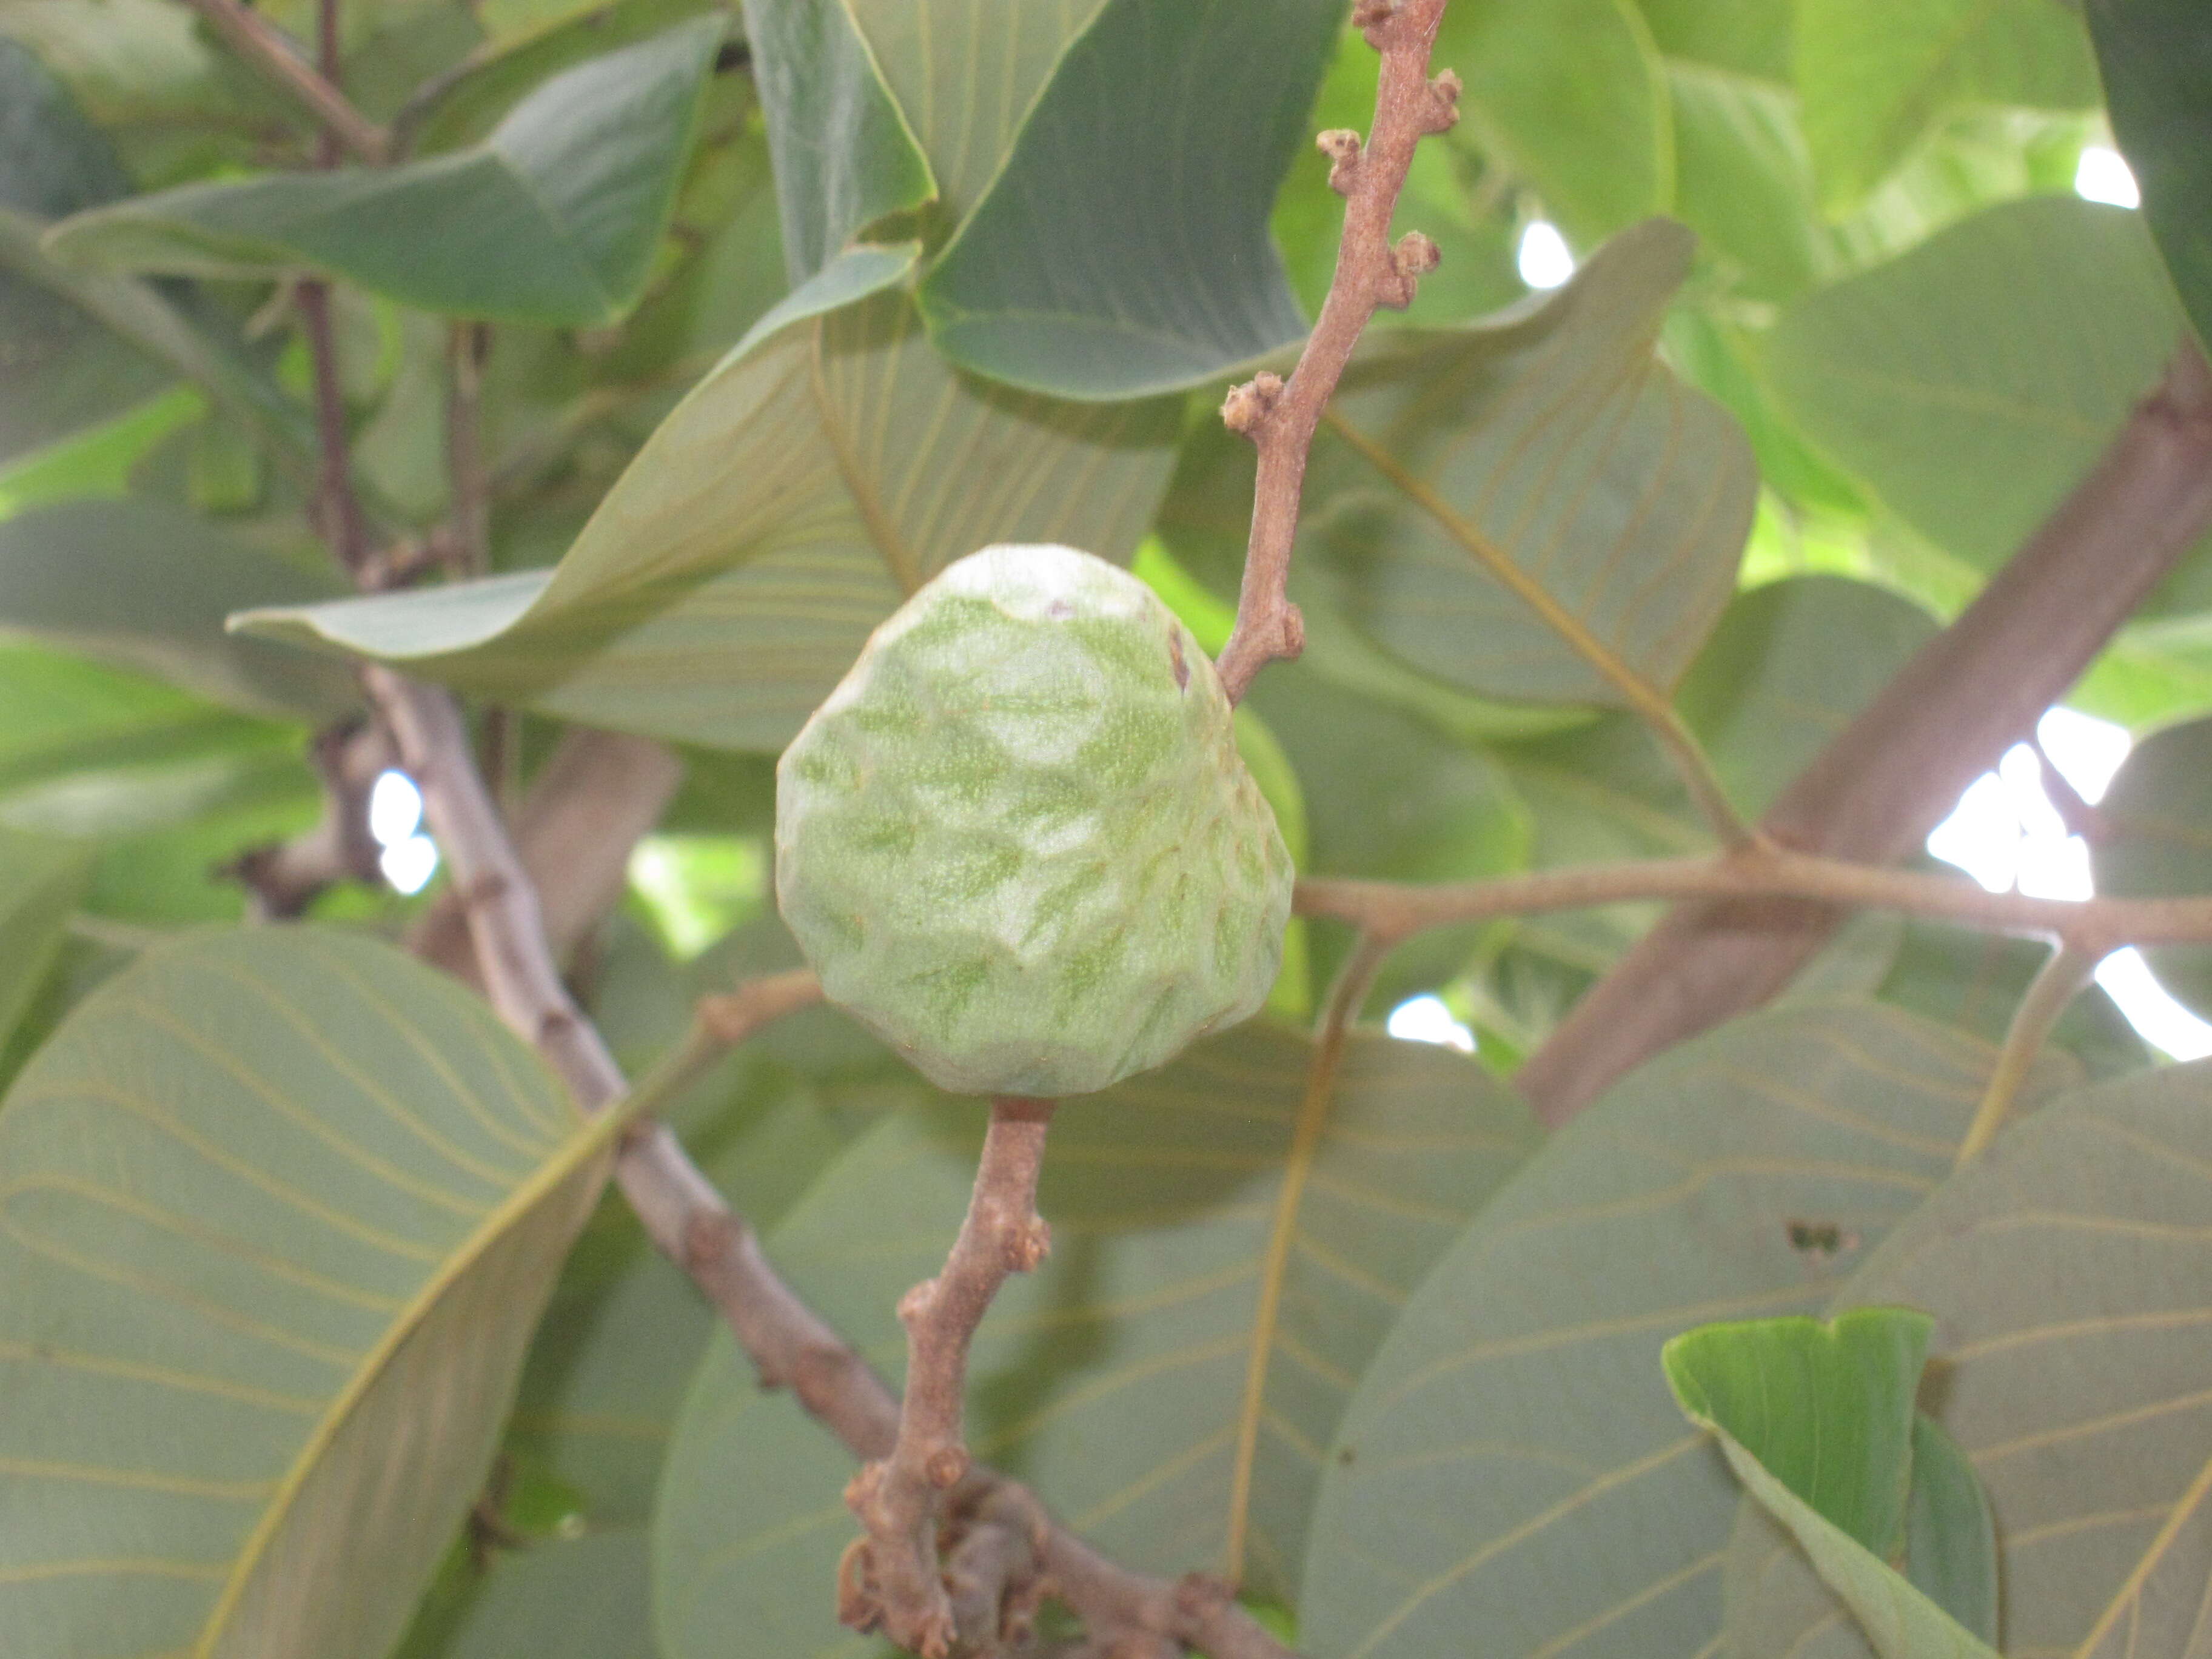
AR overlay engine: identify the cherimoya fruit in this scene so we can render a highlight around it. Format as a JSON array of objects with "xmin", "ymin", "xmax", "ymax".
[{"xmin": 774, "ymin": 543, "xmax": 1293, "ymax": 1097}]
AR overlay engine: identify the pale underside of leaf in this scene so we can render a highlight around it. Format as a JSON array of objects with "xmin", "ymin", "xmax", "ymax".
[
  {"xmin": 233, "ymin": 249, "xmax": 1181, "ymax": 752},
  {"xmin": 0, "ymin": 928, "xmax": 611, "ymax": 1659},
  {"xmin": 1296, "ymin": 1000, "xmax": 2077, "ymax": 1659}
]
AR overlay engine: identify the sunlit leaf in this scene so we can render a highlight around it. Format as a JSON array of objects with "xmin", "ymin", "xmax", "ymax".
[
  {"xmin": 47, "ymin": 20, "xmax": 724, "ymax": 327},
  {"xmin": 1795, "ymin": 0, "xmax": 2099, "ymax": 211},
  {"xmin": 1667, "ymin": 1310, "xmax": 1999, "ymax": 1659},
  {"xmin": 234, "ymin": 252, "xmax": 1181, "ymax": 752},
  {"xmin": 1666, "ymin": 61, "xmax": 1828, "ymax": 303},
  {"xmin": 651, "ymin": 1022, "xmax": 1540, "ymax": 1659},
  {"xmin": 1768, "ymin": 195, "xmax": 2212, "ymax": 614},
  {"xmin": 0, "ymin": 927, "xmax": 615, "ymax": 1659},
  {"xmin": 917, "ymin": 0, "xmax": 1333, "ymax": 398},
  {"xmin": 1298, "ymin": 1000, "xmax": 2074, "ymax": 1659}
]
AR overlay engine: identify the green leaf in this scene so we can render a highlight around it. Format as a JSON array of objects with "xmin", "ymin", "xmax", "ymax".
[
  {"xmin": 0, "ymin": 39, "xmax": 175, "ymax": 466},
  {"xmin": 1638, "ymin": 0, "xmax": 1794, "ymax": 80},
  {"xmin": 0, "ymin": 498, "xmax": 357, "ymax": 721},
  {"xmin": 2090, "ymin": 715, "xmax": 2212, "ymax": 1021},
  {"xmin": 234, "ymin": 255, "xmax": 1181, "ymax": 752},
  {"xmin": 1298, "ymin": 1000, "xmax": 2073, "ymax": 1659},
  {"xmin": 1727, "ymin": 1410, "xmax": 2002, "ymax": 1655},
  {"xmin": 1677, "ymin": 575, "xmax": 1940, "ymax": 821},
  {"xmin": 1668, "ymin": 1319, "xmax": 1999, "ymax": 1659},
  {"xmin": 737, "ymin": 0, "xmax": 932, "ymax": 281},
  {"xmin": 1438, "ymin": 0, "xmax": 1672, "ymax": 247},
  {"xmin": 0, "ymin": 926, "xmax": 615, "ymax": 1659},
  {"xmin": 1784, "ymin": 1061, "xmax": 2212, "ymax": 1655},
  {"xmin": 2090, "ymin": 0, "xmax": 2212, "ymax": 355},
  {"xmin": 841, "ymin": 0, "xmax": 1109, "ymax": 224},
  {"xmin": 1901, "ymin": 1414, "xmax": 2000, "ymax": 1644},
  {"xmin": 398, "ymin": 1530, "xmax": 655, "ymax": 1659},
  {"xmin": 1285, "ymin": 218, "xmax": 1755, "ymax": 711},
  {"xmin": 917, "ymin": 0, "xmax": 1334, "ymax": 398},
  {"xmin": 1666, "ymin": 60, "xmax": 1829, "ymax": 303},
  {"xmin": 651, "ymin": 1022, "xmax": 1540, "ymax": 1655},
  {"xmin": 1795, "ymin": 0, "xmax": 2099, "ymax": 211},
  {"xmin": 47, "ymin": 19, "xmax": 724, "ymax": 327},
  {"xmin": 1768, "ymin": 195, "xmax": 2212, "ymax": 612},
  {"xmin": 1663, "ymin": 1308, "xmax": 1932, "ymax": 1557},
  {"xmin": 0, "ymin": 825, "xmax": 88, "ymax": 1048}
]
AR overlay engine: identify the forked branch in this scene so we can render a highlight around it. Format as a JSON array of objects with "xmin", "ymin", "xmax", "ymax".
[
  {"xmin": 181, "ymin": 0, "xmax": 390, "ymax": 163},
  {"xmin": 843, "ymin": 1098, "xmax": 1058, "ymax": 1655},
  {"xmin": 1213, "ymin": 0, "xmax": 1460, "ymax": 703}
]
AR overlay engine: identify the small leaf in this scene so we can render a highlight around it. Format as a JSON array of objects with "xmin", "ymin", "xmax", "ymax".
[
  {"xmin": 0, "ymin": 927, "xmax": 615, "ymax": 1659},
  {"xmin": 1662, "ymin": 1308, "xmax": 1932, "ymax": 1557},
  {"xmin": 1298, "ymin": 1000, "xmax": 2071, "ymax": 1659},
  {"xmin": 47, "ymin": 20, "xmax": 724, "ymax": 327},
  {"xmin": 1902, "ymin": 1415, "xmax": 1999, "ymax": 1645},
  {"xmin": 0, "ymin": 498, "xmax": 357, "ymax": 721},
  {"xmin": 233, "ymin": 253, "xmax": 1181, "ymax": 752},
  {"xmin": 917, "ymin": 0, "xmax": 1335, "ymax": 398},
  {"xmin": 1667, "ymin": 1321, "xmax": 1999, "ymax": 1659},
  {"xmin": 2090, "ymin": 0, "xmax": 2212, "ymax": 364},
  {"xmin": 1795, "ymin": 0, "xmax": 2099, "ymax": 211},
  {"xmin": 651, "ymin": 1023, "xmax": 1540, "ymax": 1659},
  {"xmin": 2090, "ymin": 714, "xmax": 2212, "ymax": 1020}
]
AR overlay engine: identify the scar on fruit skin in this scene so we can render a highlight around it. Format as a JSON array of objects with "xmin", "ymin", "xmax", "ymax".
[{"xmin": 1168, "ymin": 627, "xmax": 1190, "ymax": 691}]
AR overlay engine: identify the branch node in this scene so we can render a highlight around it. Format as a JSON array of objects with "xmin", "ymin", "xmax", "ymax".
[
  {"xmin": 1003, "ymin": 1216, "xmax": 1052, "ymax": 1273},
  {"xmin": 898, "ymin": 1279, "xmax": 938, "ymax": 1327},
  {"xmin": 1352, "ymin": 0, "xmax": 1398, "ymax": 45},
  {"xmin": 1221, "ymin": 371, "xmax": 1286, "ymax": 440},
  {"xmin": 1316, "ymin": 127, "xmax": 1362, "ymax": 194},
  {"xmin": 1423, "ymin": 68, "xmax": 1463, "ymax": 132},
  {"xmin": 1378, "ymin": 230, "xmax": 1440, "ymax": 310}
]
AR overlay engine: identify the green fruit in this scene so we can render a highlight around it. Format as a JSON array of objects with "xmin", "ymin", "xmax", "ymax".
[{"xmin": 774, "ymin": 543, "xmax": 1295, "ymax": 1097}]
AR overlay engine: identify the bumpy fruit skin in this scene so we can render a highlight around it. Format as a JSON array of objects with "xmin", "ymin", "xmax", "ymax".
[{"xmin": 775, "ymin": 543, "xmax": 1293, "ymax": 1098}]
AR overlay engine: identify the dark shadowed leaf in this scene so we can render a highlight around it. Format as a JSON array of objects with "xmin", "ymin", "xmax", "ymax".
[
  {"xmin": 1298, "ymin": 1000, "xmax": 2073, "ymax": 1659},
  {"xmin": 651, "ymin": 1023, "xmax": 1540, "ymax": 1659},
  {"xmin": 918, "ymin": 0, "xmax": 1334, "ymax": 398},
  {"xmin": 47, "ymin": 21, "xmax": 723, "ymax": 327},
  {"xmin": 2090, "ymin": 0, "xmax": 2212, "ymax": 362},
  {"xmin": 0, "ymin": 825, "xmax": 88, "ymax": 1049},
  {"xmin": 0, "ymin": 927, "xmax": 615, "ymax": 1659}
]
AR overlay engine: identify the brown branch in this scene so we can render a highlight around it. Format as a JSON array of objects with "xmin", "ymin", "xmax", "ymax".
[
  {"xmin": 1513, "ymin": 338, "xmax": 2212, "ymax": 1125},
  {"xmin": 447, "ymin": 321, "xmax": 492, "ymax": 577},
  {"xmin": 296, "ymin": 280, "xmax": 372, "ymax": 574},
  {"xmin": 181, "ymin": 0, "xmax": 390, "ymax": 163},
  {"xmin": 1212, "ymin": 0, "xmax": 1461, "ymax": 703},
  {"xmin": 224, "ymin": 717, "xmax": 394, "ymax": 917},
  {"xmin": 843, "ymin": 1097, "xmax": 1058, "ymax": 1656},
  {"xmin": 1295, "ymin": 848, "xmax": 2212, "ymax": 953},
  {"xmin": 409, "ymin": 725, "xmax": 683, "ymax": 979}
]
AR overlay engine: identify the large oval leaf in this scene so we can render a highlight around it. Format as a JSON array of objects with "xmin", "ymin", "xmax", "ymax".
[
  {"xmin": 46, "ymin": 20, "xmax": 722, "ymax": 327},
  {"xmin": 1744, "ymin": 1059, "xmax": 2212, "ymax": 1657},
  {"xmin": 1766, "ymin": 196, "xmax": 2212, "ymax": 612},
  {"xmin": 0, "ymin": 927, "xmax": 614, "ymax": 1659},
  {"xmin": 2092, "ymin": 715, "xmax": 2212, "ymax": 1022},
  {"xmin": 1298, "ymin": 1000, "xmax": 2075, "ymax": 1659},
  {"xmin": 235, "ymin": 253, "xmax": 1181, "ymax": 751},
  {"xmin": 651, "ymin": 1024, "xmax": 1540, "ymax": 1657}
]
